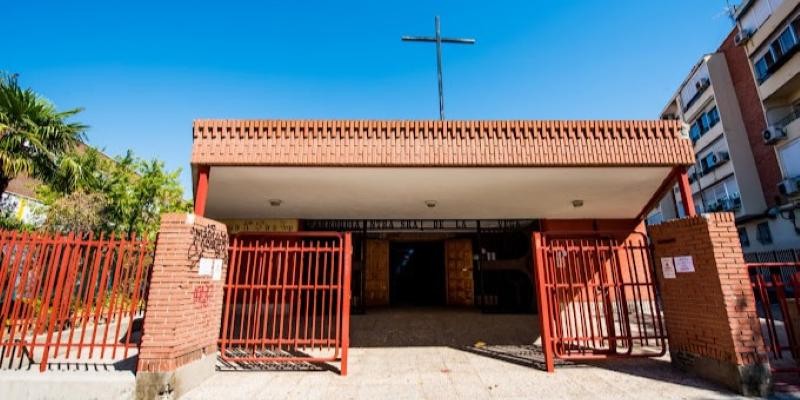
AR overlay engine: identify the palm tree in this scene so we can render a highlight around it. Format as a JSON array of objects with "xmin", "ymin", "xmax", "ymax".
[{"xmin": 0, "ymin": 73, "xmax": 86, "ymax": 195}]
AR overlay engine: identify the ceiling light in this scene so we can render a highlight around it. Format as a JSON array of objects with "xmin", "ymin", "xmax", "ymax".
[
  {"xmin": 269, "ymin": 199, "xmax": 283, "ymax": 207},
  {"xmin": 425, "ymin": 200, "xmax": 438, "ymax": 208},
  {"xmin": 572, "ymin": 200, "xmax": 584, "ymax": 208}
]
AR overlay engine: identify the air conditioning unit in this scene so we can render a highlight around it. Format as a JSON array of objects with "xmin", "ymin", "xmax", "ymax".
[
  {"xmin": 778, "ymin": 177, "xmax": 800, "ymax": 196},
  {"xmin": 763, "ymin": 125, "xmax": 787, "ymax": 144},
  {"xmin": 734, "ymin": 29, "xmax": 753, "ymax": 46},
  {"xmin": 704, "ymin": 151, "xmax": 729, "ymax": 171},
  {"xmin": 662, "ymin": 113, "xmax": 678, "ymax": 121},
  {"xmin": 695, "ymin": 78, "xmax": 710, "ymax": 92}
]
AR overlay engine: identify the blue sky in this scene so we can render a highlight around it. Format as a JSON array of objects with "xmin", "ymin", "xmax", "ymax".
[{"xmin": 4, "ymin": 1, "xmax": 736, "ymax": 194}]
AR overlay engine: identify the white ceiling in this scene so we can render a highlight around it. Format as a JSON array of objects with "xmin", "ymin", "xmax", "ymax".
[{"xmin": 204, "ymin": 167, "xmax": 671, "ymax": 220}]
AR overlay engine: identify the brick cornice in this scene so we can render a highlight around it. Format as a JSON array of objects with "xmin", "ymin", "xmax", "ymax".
[{"xmin": 191, "ymin": 119, "xmax": 695, "ymax": 167}]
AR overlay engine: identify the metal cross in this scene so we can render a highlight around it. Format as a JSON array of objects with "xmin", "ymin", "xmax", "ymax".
[{"xmin": 402, "ymin": 16, "xmax": 475, "ymax": 120}]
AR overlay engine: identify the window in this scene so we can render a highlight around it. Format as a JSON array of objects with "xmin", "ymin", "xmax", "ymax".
[
  {"xmin": 700, "ymin": 152, "xmax": 725, "ymax": 173},
  {"xmin": 779, "ymin": 138, "xmax": 800, "ymax": 178},
  {"xmin": 757, "ymin": 222, "xmax": 773, "ymax": 244},
  {"xmin": 707, "ymin": 106, "xmax": 720, "ymax": 128},
  {"xmin": 754, "ymin": 21, "xmax": 800, "ymax": 82},
  {"xmin": 778, "ymin": 26, "xmax": 798, "ymax": 56},
  {"xmin": 738, "ymin": 227, "xmax": 750, "ymax": 247},
  {"xmin": 689, "ymin": 122, "xmax": 702, "ymax": 142},
  {"xmin": 754, "ymin": 46, "xmax": 777, "ymax": 81},
  {"xmin": 688, "ymin": 106, "xmax": 720, "ymax": 143},
  {"xmin": 755, "ymin": 56, "xmax": 771, "ymax": 81}
]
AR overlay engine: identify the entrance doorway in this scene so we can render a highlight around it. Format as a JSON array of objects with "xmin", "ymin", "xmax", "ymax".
[{"xmin": 389, "ymin": 241, "xmax": 445, "ymax": 306}]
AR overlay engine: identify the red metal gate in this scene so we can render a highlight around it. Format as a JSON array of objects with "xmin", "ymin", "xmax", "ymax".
[
  {"xmin": 219, "ymin": 232, "xmax": 352, "ymax": 375},
  {"xmin": 0, "ymin": 230, "xmax": 152, "ymax": 371},
  {"xmin": 748, "ymin": 261, "xmax": 800, "ymax": 375},
  {"xmin": 532, "ymin": 232, "xmax": 667, "ymax": 372}
]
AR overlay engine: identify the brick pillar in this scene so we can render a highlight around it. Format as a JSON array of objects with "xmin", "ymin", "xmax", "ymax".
[
  {"xmin": 136, "ymin": 213, "xmax": 229, "ymax": 400},
  {"xmin": 649, "ymin": 213, "xmax": 770, "ymax": 396}
]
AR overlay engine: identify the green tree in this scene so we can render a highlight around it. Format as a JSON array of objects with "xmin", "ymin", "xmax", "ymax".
[
  {"xmin": 38, "ymin": 149, "xmax": 191, "ymax": 239},
  {"xmin": 43, "ymin": 191, "xmax": 108, "ymax": 234},
  {"xmin": 0, "ymin": 73, "xmax": 86, "ymax": 195},
  {"xmin": 102, "ymin": 151, "xmax": 191, "ymax": 238}
]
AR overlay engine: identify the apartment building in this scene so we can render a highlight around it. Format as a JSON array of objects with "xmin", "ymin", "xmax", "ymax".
[
  {"xmin": 650, "ymin": 2, "xmax": 800, "ymax": 253},
  {"xmin": 735, "ymin": 0, "xmax": 800, "ymax": 251}
]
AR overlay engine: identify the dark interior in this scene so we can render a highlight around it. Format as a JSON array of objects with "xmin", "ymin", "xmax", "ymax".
[{"xmin": 390, "ymin": 241, "xmax": 446, "ymax": 306}]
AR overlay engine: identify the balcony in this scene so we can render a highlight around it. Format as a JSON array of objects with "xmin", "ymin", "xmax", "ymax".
[
  {"xmin": 744, "ymin": 0, "xmax": 799, "ymax": 57},
  {"xmin": 776, "ymin": 108, "xmax": 800, "ymax": 128},
  {"xmin": 693, "ymin": 121, "xmax": 723, "ymax": 151},
  {"xmin": 683, "ymin": 86, "xmax": 714, "ymax": 122},
  {"xmin": 692, "ymin": 152, "xmax": 733, "ymax": 192},
  {"xmin": 705, "ymin": 194, "xmax": 742, "ymax": 213}
]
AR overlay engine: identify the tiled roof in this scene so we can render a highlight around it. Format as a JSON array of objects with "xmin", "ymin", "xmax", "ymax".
[
  {"xmin": 191, "ymin": 120, "xmax": 694, "ymax": 167},
  {"xmin": 6, "ymin": 173, "xmax": 41, "ymax": 199}
]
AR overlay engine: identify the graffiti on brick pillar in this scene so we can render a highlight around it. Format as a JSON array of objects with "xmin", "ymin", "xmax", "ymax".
[
  {"xmin": 193, "ymin": 283, "xmax": 212, "ymax": 308},
  {"xmin": 188, "ymin": 224, "xmax": 228, "ymax": 264}
]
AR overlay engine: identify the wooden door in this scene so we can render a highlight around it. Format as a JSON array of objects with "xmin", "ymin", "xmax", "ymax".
[
  {"xmin": 364, "ymin": 239, "xmax": 389, "ymax": 306},
  {"xmin": 445, "ymin": 239, "xmax": 474, "ymax": 306}
]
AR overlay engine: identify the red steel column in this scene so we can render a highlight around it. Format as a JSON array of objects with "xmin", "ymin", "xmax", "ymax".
[
  {"xmin": 532, "ymin": 232, "xmax": 555, "ymax": 372},
  {"xmin": 677, "ymin": 166, "xmax": 696, "ymax": 217},
  {"xmin": 340, "ymin": 233, "xmax": 352, "ymax": 376},
  {"xmin": 194, "ymin": 165, "xmax": 210, "ymax": 217}
]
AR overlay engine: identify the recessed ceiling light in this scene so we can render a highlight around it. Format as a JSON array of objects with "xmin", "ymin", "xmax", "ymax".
[
  {"xmin": 425, "ymin": 200, "xmax": 438, "ymax": 208},
  {"xmin": 269, "ymin": 199, "xmax": 283, "ymax": 207},
  {"xmin": 572, "ymin": 200, "xmax": 584, "ymax": 208}
]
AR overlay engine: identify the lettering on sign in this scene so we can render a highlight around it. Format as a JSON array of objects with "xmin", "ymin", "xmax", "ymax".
[
  {"xmin": 221, "ymin": 219, "xmax": 299, "ymax": 234},
  {"xmin": 660, "ymin": 257, "xmax": 676, "ymax": 279},
  {"xmin": 674, "ymin": 256, "xmax": 695, "ymax": 273},
  {"xmin": 303, "ymin": 219, "xmax": 535, "ymax": 232}
]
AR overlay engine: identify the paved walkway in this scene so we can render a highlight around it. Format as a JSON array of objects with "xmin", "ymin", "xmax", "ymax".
[
  {"xmin": 185, "ymin": 346, "xmax": 750, "ymax": 399},
  {"xmin": 183, "ymin": 308, "xmax": 775, "ymax": 399}
]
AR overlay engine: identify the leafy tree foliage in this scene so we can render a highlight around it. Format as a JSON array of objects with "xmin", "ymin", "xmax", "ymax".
[
  {"xmin": 0, "ymin": 73, "xmax": 85, "ymax": 194},
  {"xmin": 38, "ymin": 149, "xmax": 191, "ymax": 239},
  {"xmin": 0, "ymin": 74, "xmax": 189, "ymax": 238},
  {"xmin": 43, "ymin": 191, "xmax": 107, "ymax": 234}
]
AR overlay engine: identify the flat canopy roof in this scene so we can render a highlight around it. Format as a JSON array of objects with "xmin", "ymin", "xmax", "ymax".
[{"xmin": 191, "ymin": 119, "xmax": 693, "ymax": 221}]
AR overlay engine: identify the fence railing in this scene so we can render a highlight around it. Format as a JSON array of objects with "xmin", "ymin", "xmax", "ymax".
[
  {"xmin": 219, "ymin": 232, "xmax": 352, "ymax": 375},
  {"xmin": 745, "ymin": 249, "xmax": 800, "ymax": 264},
  {"xmin": 533, "ymin": 232, "xmax": 667, "ymax": 372},
  {"xmin": 0, "ymin": 230, "xmax": 153, "ymax": 371},
  {"xmin": 747, "ymin": 261, "xmax": 800, "ymax": 374}
]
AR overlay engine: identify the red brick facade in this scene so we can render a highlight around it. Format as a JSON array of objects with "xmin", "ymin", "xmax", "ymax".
[
  {"xmin": 719, "ymin": 29, "xmax": 780, "ymax": 207},
  {"xmin": 649, "ymin": 213, "xmax": 769, "ymax": 395},
  {"xmin": 137, "ymin": 214, "xmax": 228, "ymax": 373}
]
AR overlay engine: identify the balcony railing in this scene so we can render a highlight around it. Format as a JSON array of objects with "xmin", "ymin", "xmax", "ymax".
[
  {"xmin": 705, "ymin": 194, "xmax": 742, "ymax": 213},
  {"xmin": 775, "ymin": 108, "xmax": 800, "ymax": 129}
]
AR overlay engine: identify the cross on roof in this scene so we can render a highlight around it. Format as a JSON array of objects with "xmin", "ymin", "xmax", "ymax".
[{"xmin": 402, "ymin": 16, "xmax": 475, "ymax": 120}]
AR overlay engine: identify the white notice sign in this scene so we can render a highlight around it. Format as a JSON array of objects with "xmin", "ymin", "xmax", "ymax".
[
  {"xmin": 198, "ymin": 258, "xmax": 213, "ymax": 276},
  {"xmin": 212, "ymin": 259, "xmax": 223, "ymax": 281},
  {"xmin": 674, "ymin": 256, "xmax": 695, "ymax": 273},
  {"xmin": 661, "ymin": 257, "xmax": 676, "ymax": 279}
]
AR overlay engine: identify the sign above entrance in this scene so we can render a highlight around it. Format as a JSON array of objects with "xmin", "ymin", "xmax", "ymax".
[
  {"xmin": 221, "ymin": 219, "xmax": 299, "ymax": 234},
  {"xmin": 303, "ymin": 219, "xmax": 537, "ymax": 232}
]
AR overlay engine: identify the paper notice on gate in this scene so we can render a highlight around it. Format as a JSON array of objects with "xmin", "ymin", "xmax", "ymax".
[
  {"xmin": 198, "ymin": 258, "xmax": 213, "ymax": 276},
  {"xmin": 660, "ymin": 257, "xmax": 676, "ymax": 279},
  {"xmin": 674, "ymin": 256, "xmax": 695, "ymax": 273},
  {"xmin": 212, "ymin": 259, "xmax": 223, "ymax": 281}
]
